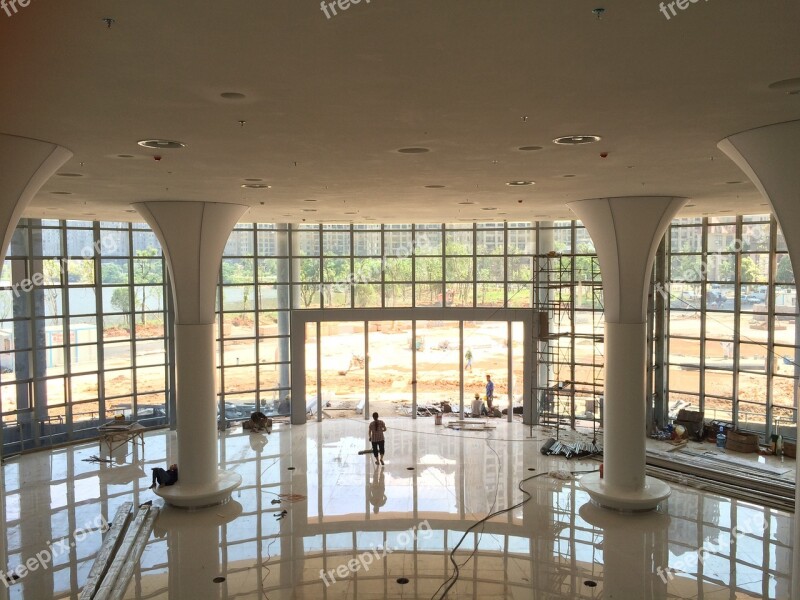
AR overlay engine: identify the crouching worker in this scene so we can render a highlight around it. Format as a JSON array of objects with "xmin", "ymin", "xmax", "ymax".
[
  {"xmin": 243, "ymin": 411, "xmax": 271, "ymax": 432},
  {"xmin": 149, "ymin": 464, "xmax": 178, "ymax": 490}
]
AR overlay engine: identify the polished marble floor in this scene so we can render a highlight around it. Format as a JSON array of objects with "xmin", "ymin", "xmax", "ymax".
[{"xmin": 0, "ymin": 418, "xmax": 794, "ymax": 599}]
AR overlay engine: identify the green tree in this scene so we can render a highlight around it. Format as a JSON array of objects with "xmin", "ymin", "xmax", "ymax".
[
  {"xmin": 298, "ymin": 256, "xmax": 320, "ymax": 308},
  {"xmin": 740, "ymin": 256, "xmax": 761, "ymax": 283},
  {"xmin": 110, "ymin": 288, "xmax": 131, "ymax": 326},
  {"xmin": 132, "ymin": 249, "xmax": 163, "ymax": 324},
  {"xmin": 776, "ymin": 255, "xmax": 795, "ymax": 284}
]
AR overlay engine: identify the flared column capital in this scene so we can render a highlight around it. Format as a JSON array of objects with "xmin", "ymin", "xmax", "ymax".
[
  {"xmin": 719, "ymin": 120, "xmax": 800, "ymax": 272},
  {"xmin": 133, "ymin": 201, "xmax": 248, "ymax": 325},
  {"xmin": 0, "ymin": 133, "xmax": 73, "ymax": 261},
  {"xmin": 568, "ymin": 196, "xmax": 686, "ymax": 324}
]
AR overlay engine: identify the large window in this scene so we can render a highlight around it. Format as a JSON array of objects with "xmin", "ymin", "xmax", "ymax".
[
  {"xmin": 663, "ymin": 214, "xmax": 798, "ymax": 438},
  {"xmin": 217, "ymin": 224, "xmax": 291, "ymax": 418},
  {"xmin": 0, "ymin": 220, "xmax": 170, "ymax": 452}
]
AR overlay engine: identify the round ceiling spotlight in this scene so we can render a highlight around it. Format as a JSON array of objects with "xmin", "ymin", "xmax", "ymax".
[
  {"xmin": 553, "ymin": 135, "xmax": 601, "ymax": 145},
  {"xmin": 424, "ymin": 185, "xmax": 446, "ymax": 188},
  {"xmin": 137, "ymin": 139, "xmax": 186, "ymax": 149},
  {"xmin": 397, "ymin": 147, "xmax": 430, "ymax": 154},
  {"xmin": 506, "ymin": 181, "xmax": 534, "ymax": 186},
  {"xmin": 241, "ymin": 184, "xmax": 271, "ymax": 189},
  {"xmin": 518, "ymin": 145, "xmax": 543, "ymax": 151},
  {"xmin": 57, "ymin": 172, "xmax": 84, "ymax": 177},
  {"xmin": 220, "ymin": 92, "xmax": 247, "ymax": 100}
]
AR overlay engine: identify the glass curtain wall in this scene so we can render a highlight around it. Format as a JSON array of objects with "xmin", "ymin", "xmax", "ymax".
[
  {"xmin": 216, "ymin": 224, "xmax": 291, "ymax": 419},
  {"xmin": 0, "ymin": 219, "xmax": 170, "ymax": 453},
  {"xmin": 3, "ymin": 215, "xmax": 797, "ymax": 448},
  {"xmin": 663, "ymin": 214, "xmax": 799, "ymax": 438}
]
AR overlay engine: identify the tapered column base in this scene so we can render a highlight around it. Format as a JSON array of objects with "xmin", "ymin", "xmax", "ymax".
[
  {"xmin": 579, "ymin": 472, "xmax": 670, "ymax": 512},
  {"xmin": 154, "ymin": 469, "xmax": 242, "ymax": 508}
]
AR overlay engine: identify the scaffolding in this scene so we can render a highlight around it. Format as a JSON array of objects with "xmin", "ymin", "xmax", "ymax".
[{"xmin": 534, "ymin": 252, "xmax": 605, "ymax": 434}]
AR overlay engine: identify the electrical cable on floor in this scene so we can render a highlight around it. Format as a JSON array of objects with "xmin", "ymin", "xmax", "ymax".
[
  {"xmin": 430, "ymin": 467, "xmax": 599, "ymax": 600},
  {"xmin": 260, "ymin": 536, "xmax": 277, "ymax": 600}
]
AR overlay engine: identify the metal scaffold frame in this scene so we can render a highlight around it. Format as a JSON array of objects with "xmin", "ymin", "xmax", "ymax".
[{"xmin": 534, "ymin": 250, "xmax": 605, "ymax": 435}]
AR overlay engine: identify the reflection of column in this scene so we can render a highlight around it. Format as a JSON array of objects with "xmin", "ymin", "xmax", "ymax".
[
  {"xmin": 162, "ymin": 502, "xmax": 242, "ymax": 598},
  {"xmin": 580, "ymin": 504, "xmax": 669, "ymax": 599},
  {"xmin": 570, "ymin": 197, "xmax": 684, "ymax": 511},
  {"xmin": 718, "ymin": 121, "xmax": 800, "ymax": 596},
  {"xmin": 134, "ymin": 201, "xmax": 245, "ymax": 507},
  {"xmin": 0, "ymin": 134, "xmax": 71, "ymax": 455}
]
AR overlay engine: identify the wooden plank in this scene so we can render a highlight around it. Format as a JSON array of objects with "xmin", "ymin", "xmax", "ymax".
[
  {"xmin": 107, "ymin": 508, "xmax": 159, "ymax": 600},
  {"xmin": 79, "ymin": 502, "xmax": 133, "ymax": 600},
  {"xmin": 92, "ymin": 506, "xmax": 150, "ymax": 600}
]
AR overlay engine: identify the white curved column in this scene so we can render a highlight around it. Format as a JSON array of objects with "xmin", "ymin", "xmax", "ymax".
[
  {"xmin": 134, "ymin": 201, "xmax": 247, "ymax": 507},
  {"xmin": 0, "ymin": 133, "xmax": 72, "ymax": 261},
  {"xmin": 569, "ymin": 197, "xmax": 685, "ymax": 511},
  {"xmin": 718, "ymin": 120, "xmax": 800, "ymax": 597}
]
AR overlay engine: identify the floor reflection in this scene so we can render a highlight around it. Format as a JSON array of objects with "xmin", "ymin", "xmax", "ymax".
[{"xmin": 0, "ymin": 419, "xmax": 793, "ymax": 599}]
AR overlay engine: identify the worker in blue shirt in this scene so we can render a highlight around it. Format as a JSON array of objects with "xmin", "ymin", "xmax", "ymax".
[{"xmin": 485, "ymin": 374, "xmax": 495, "ymax": 411}]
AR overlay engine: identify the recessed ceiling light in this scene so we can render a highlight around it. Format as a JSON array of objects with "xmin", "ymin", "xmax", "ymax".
[
  {"xmin": 397, "ymin": 147, "xmax": 430, "ymax": 154},
  {"xmin": 57, "ymin": 172, "xmax": 83, "ymax": 177},
  {"xmin": 51, "ymin": 191, "xmax": 72, "ymax": 195},
  {"xmin": 458, "ymin": 201, "xmax": 474, "ymax": 205},
  {"xmin": 518, "ymin": 145, "xmax": 543, "ymax": 151},
  {"xmin": 244, "ymin": 178, "xmax": 263, "ymax": 182},
  {"xmin": 481, "ymin": 207, "xmax": 497, "ymax": 211},
  {"xmin": 553, "ymin": 135, "xmax": 601, "ymax": 145},
  {"xmin": 241, "ymin": 184, "xmax": 271, "ymax": 189},
  {"xmin": 561, "ymin": 174, "xmax": 576, "ymax": 178},
  {"xmin": 220, "ymin": 92, "xmax": 247, "ymax": 100},
  {"xmin": 425, "ymin": 185, "xmax": 446, "ymax": 189},
  {"xmin": 116, "ymin": 154, "xmax": 135, "ymax": 158},
  {"xmin": 137, "ymin": 139, "xmax": 186, "ymax": 149},
  {"xmin": 506, "ymin": 181, "xmax": 534, "ymax": 186},
  {"xmin": 303, "ymin": 199, "xmax": 317, "ymax": 202}
]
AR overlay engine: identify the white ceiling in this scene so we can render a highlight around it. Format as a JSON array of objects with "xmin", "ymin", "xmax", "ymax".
[{"xmin": 1, "ymin": 1, "xmax": 799, "ymax": 224}]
